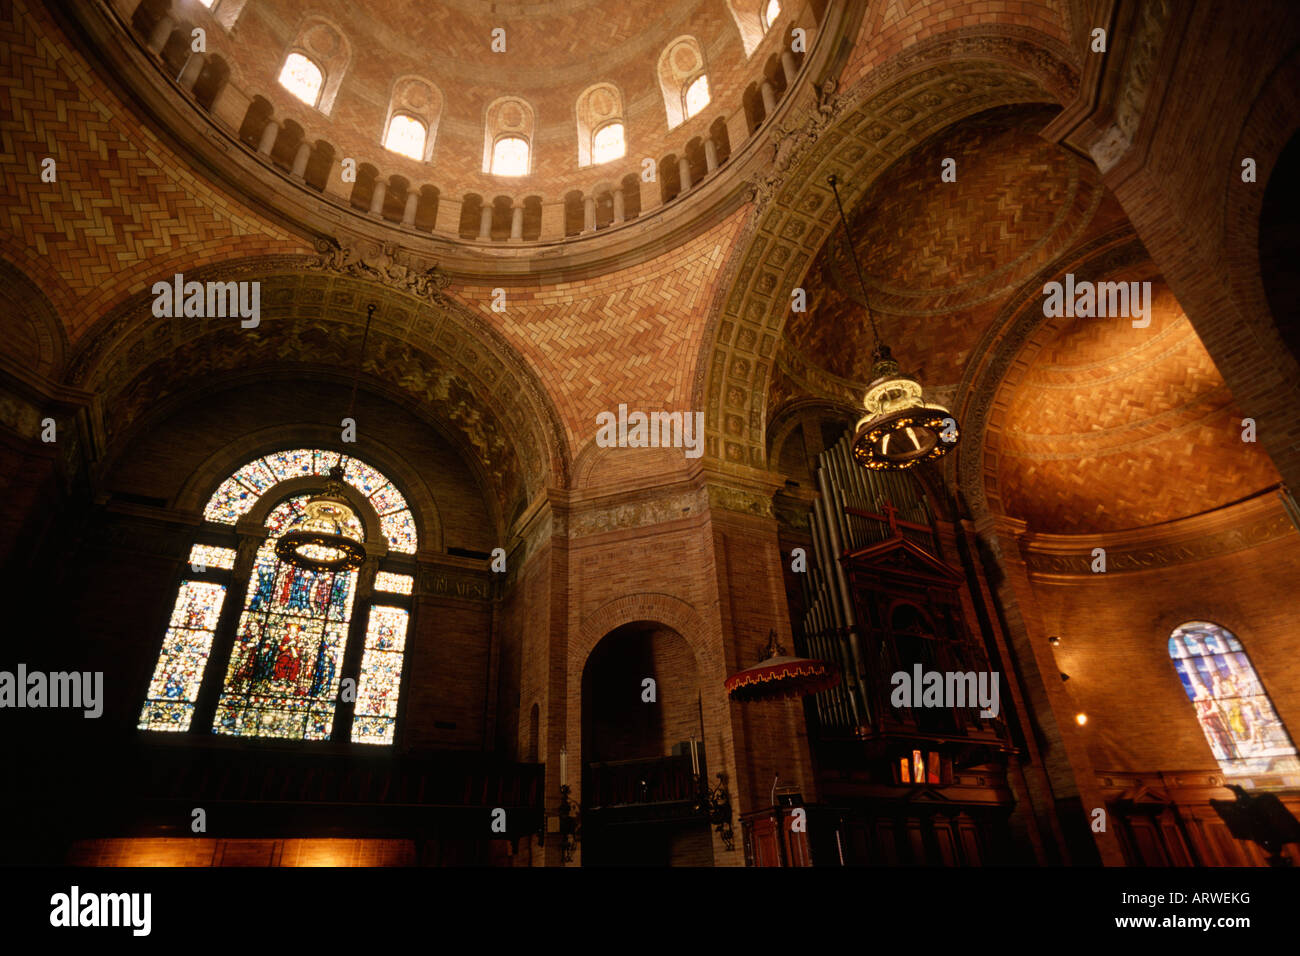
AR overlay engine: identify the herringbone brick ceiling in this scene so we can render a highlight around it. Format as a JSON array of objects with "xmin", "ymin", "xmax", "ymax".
[{"xmin": 997, "ymin": 279, "xmax": 1280, "ymax": 533}]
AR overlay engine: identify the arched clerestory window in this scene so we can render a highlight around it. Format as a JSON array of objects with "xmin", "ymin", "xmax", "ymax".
[
  {"xmin": 1168, "ymin": 621, "xmax": 1300, "ymax": 786},
  {"xmin": 576, "ymin": 83, "xmax": 626, "ymax": 167},
  {"xmin": 278, "ymin": 52, "xmax": 324, "ymax": 108},
  {"xmin": 657, "ymin": 37, "xmax": 708, "ymax": 129},
  {"xmin": 483, "ymin": 96, "xmax": 535, "ymax": 176},
  {"xmin": 138, "ymin": 449, "xmax": 418, "ymax": 745}
]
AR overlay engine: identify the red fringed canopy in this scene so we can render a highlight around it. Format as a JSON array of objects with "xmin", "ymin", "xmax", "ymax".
[{"xmin": 725, "ymin": 632, "xmax": 841, "ymax": 702}]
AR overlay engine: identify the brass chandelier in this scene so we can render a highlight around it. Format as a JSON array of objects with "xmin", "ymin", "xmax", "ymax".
[
  {"xmin": 274, "ymin": 304, "xmax": 376, "ymax": 573},
  {"xmin": 827, "ymin": 175, "xmax": 960, "ymax": 471}
]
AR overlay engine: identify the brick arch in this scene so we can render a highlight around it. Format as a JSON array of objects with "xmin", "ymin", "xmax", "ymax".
[
  {"xmin": 1222, "ymin": 47, "xmax": 1300, "ymax": 425},
  {"xmin": 950, "ymin": 228, "xmax": 1150, "ymax": 525},
  {"xmin": 0, "ymin": 256, "xmax": 69, "ymax": 381},
  {"xmin": 575, "ymin": 593, "xmax": 719, "ymax": 683},
  {"xmin": 692, "ymin": 26, "xmax": 1079, "ymax": 473},
  {"xmin": 65, "ymin": 256, "xmax": 572, "ymax": 516}
]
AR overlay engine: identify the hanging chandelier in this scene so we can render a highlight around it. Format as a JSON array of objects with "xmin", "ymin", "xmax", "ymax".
[
  {"xmin": 274, "ymin": 303, "xmax": 376, "ymax": 573},
  {"xmin": 827, "ymin": 175, "xmax": 960, "ymax": 471}
]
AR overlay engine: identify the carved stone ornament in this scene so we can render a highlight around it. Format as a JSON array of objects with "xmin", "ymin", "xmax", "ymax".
[
  {"xmin": 308, "ymin": 237, "xmax": 452, "ymax": 303},
  {"xmin": 748, "ymin": 84, "xmax": 847, "ymax": 208}
]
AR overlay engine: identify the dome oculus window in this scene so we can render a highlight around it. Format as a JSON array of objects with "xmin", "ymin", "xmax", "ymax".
[
  {"xmin": 278, "ymin": 52, "xmax": 324, "ymax": 108},
  {"xmin": 592, "ymin": 122, "xmax": 626, "ymax": 165},
  {"xmin": 384, "ymin": 113, "xmax": 427, "ymax": 160},
  {"xmin": 684, "ymin": 74, "xmax": 710, "ymax": 120},
  {"xmin": 491, "ymin": 136, "xmax": 530, "ymax": 176}
]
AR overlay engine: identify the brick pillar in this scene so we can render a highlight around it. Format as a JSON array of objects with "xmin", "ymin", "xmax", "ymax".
[{"xmin": 974, "ymin": 512, "xmax": 1126, "ymax": 866}]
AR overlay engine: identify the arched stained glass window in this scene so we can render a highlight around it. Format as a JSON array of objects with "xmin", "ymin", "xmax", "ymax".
[
  {"xmin": 1169, "ymin": 621, "xmax": 1300, "ymax": 786},
  {"xmin": 139, "ymin": 450, "xmax": 418, "ymax": 745}
]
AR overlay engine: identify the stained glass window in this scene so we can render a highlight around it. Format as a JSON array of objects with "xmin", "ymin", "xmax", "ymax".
[
  {"xmin": 352, "ymin": 606, "xmax": 410, "ymax": 744},
  {"xmin": 201, "ymin": 450, "xmax": 417, "ymax": 555},
  {"xmin": 188, "ymin": 544, "xmax": 236, "ymax": 571},
  {"xmin": 143, "ymin": 451, "xmax": 419, "ymax": 745},
  {"xmin": 138, "ymin": 581, "xmax": 228, "ymax": 732},
  {"xmin": 213, "ymin": 495, "xmax": 357, "ymax": 741},
  {"xmin": 1169, "ymin": 621, "xmax": 1300, "ymax": 786},
  {"xmin": 374, "ymin": 571, "xmax": 414, "ymax": 595}
]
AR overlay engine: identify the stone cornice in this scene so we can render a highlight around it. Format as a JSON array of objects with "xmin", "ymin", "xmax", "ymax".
[{"xmin": 1016, "ymin": 489, "xmax": 1296, "ymax": 578}]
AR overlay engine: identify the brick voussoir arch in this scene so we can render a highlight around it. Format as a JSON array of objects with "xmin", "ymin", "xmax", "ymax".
[
  {"xmin": 65, "ymin": 255, "xmax": 572, "ymax": 509},
  {"xmin": 950, "ymin": 226, "xmax": 1150, "ymax": 524},
  {"xmin": 575, "ymin": 593, "xmax": 720, "ymax": 681},
  {"xmin": 692, "ymin": 25, "xmax": 1081, "ymax": 473}
]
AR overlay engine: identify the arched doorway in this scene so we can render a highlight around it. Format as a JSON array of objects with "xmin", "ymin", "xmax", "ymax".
[{"xmin": 580, "ymin": 621, "xmax": 713, "ymax": 865}]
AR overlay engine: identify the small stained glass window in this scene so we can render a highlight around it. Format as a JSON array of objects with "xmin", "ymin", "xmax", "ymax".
[
  {"xmin": 684, "ymin": 75, "xmax": 710, "ymax": 119},
  {"xmin": 352, "ymin": 605, "xmax": 410, "ymax": 744},
  {"xmin": 384, "ymin": 113, "xmax": 426, "ymax": 160},
  {"xmin": 278, "ymin": 53, "xmax": 324, "ymax": 108},
  {"xmin": 138, "ymin": 581, "xmax": 228, "ymax": 732},
  {"xmin": 374, "ymin": 571, "xmax": 414, "ymax": 595},
  {"xmin": 188, "ymin": 544, "xmax": 236, "ymax": 571},
  {"xmin": 491, "ymin": 136, "xmax": 529, "ymax": 176},
  {"xmin": 593, "ymin": 123, "xmax": 626, "ymax": 164}
]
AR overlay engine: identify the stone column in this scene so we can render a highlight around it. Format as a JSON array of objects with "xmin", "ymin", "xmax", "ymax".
[
  {"xmin": 612, "ymin": 187, "xmax": 625, "ymax": 224},
  {"xmin": 403, "ymin": 191, "xmax": 419, "ymax": 226},
  {"xmin": 760, "ymin": 79, "xmax": 777, "ymax": 115},
  {"xmin": 704, "ymin": 139, "xmax": 719, "ymax": 173},
  {"xmin": 478, "ymin": 204, "xmax": 493, "ymax": 240},
  {"xmin": 781, "ymin": 51, "xmax": 799, "ymax": 88},
  {"xmin": 510, "ymin": 203, "xmax": 524, "ymax": 240},
  {"xmin": 291, "ymin": 142, "xmax": 312, "ymax": 178},
  {"xmin": 256, "ymin": 120, "xmax": 278, "ymax": 156},
  {"xmin": 369, "ymin": 179, "xmax": 387, "ymax": 216},
  {"xmin": 178, "ymin": 52, "xmax": 206, "ymax": 90},
  {"xmin": 678, "ymin": 156, "xmax": 693, "ymax": 192},
  {"xmin": 583, "ymin": 195, "xmax": 596, "ymax": 233},
  {"xmin": 147, "ymin": 16, "xmax": 176, "ymax": 54}
]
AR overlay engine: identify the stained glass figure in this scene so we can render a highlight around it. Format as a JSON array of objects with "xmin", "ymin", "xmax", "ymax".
[
  {"xmin": 1169, "ymin": 621, "xmax": 1300, "ymax": 785},
  {"xmin": 213, "ymin": 495, "xmax": 357, "ymax": 741},
  {"xmin": 138, "ymin": 581, "xmax": 227, "ymax": 731},
  {"xmin": 352, "ymin": 605, "xmax": 410, "ymax": 744}
]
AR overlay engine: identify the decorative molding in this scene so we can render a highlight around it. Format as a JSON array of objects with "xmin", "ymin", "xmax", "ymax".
[
  {"xmin": 1018, "ymin": 492, "xmax": 1296, "ymax": 577},
  {"xmin": 418, "ymin": 567, "xmax": 492, "ymax": 602},
  {"xmin": 307, "ymin": 237, "xmax": 452, "ymax": 305},
  {"xmin": 569, "ymin": 487, "xmax": 707, "ymax": 538},
  {"xmin": 706, "ymin": 482, "xmax": 774, "ymax": 519}
]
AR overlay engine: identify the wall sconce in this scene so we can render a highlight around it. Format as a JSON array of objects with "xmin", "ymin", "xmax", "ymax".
[
  {"xmin": 689, "ymin": 735, "xmax": 735, "ymax": 851},
  {"xmin": 557, "ymin": 745, "xmax": 580, "ymax": 863},
  {"xmin": 1048, "ymin": 635, "xmax": 1061, "ymax": 646},
  {"xmin": 1076, "ymin": 713, "xmax": 1088, "ymax": 726}
]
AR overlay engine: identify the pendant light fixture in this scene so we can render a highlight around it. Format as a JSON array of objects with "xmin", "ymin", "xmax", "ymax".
[
  {"xmin": 275, "ymin": 303, "xmax": 376, "ymax": 573},
  {"xmin": 827, "ymin": 175, "xmax": 960, "ymax": 471}
]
